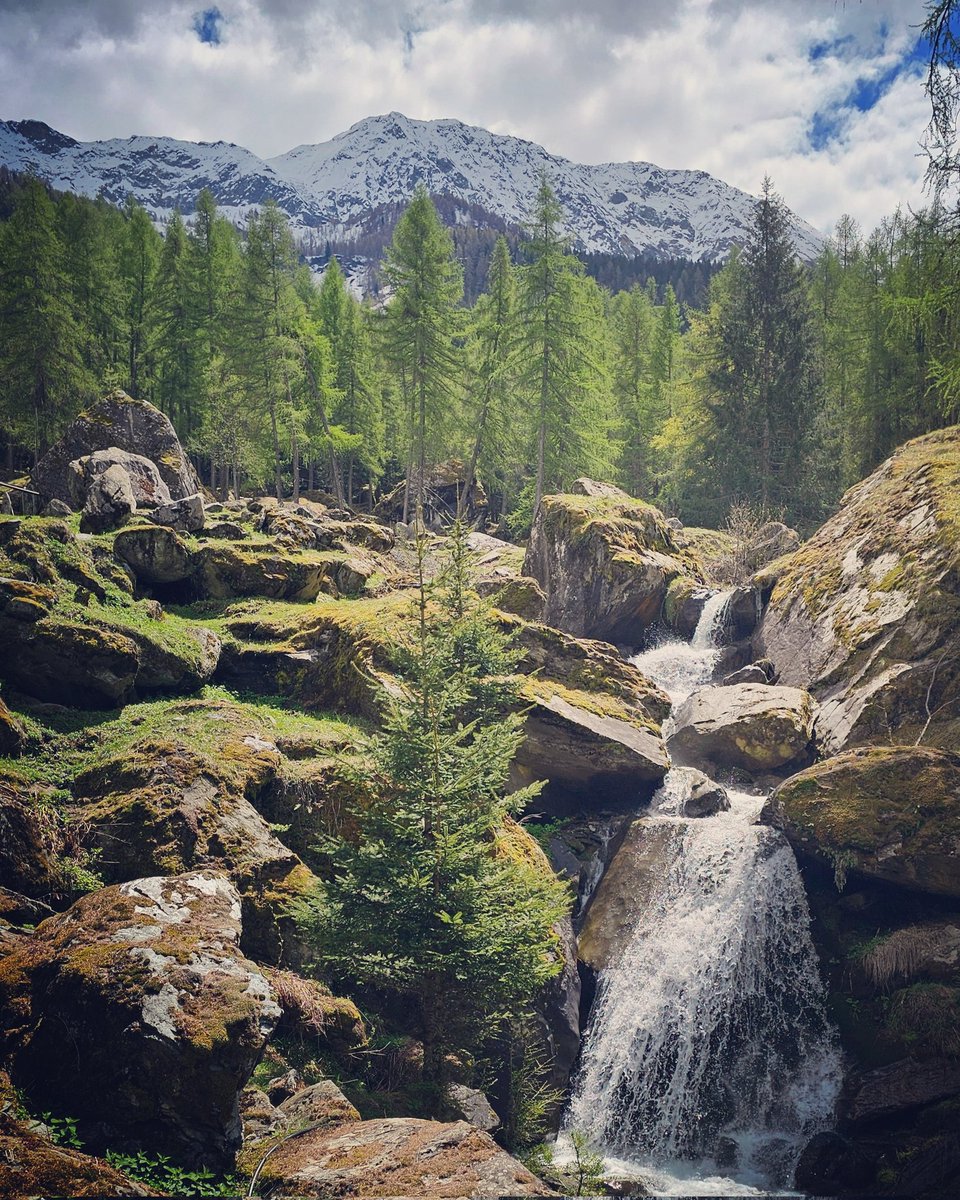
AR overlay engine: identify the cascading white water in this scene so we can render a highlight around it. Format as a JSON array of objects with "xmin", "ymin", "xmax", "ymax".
[{"xmin": 563, "ymin": 593, "xmax": 841, "ymax": 1196}]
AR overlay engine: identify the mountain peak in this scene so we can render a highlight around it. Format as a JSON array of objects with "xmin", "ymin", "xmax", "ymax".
[{"xmin": 0, "ymin": 114, "xmax": 825, "ymax": 262}]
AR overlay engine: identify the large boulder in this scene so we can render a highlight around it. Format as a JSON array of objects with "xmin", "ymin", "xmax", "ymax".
[
  {"xmin": 32, "ymin": 389, "xmax": 200, "ymax": 505},
  {"xmin": 240, "ymin": 1116, "xmax": 554, "ymax": 1198},
  {"xmin": 669, "ymin": 683, "xmax": 817, "ymax": 772},
  {"xmin": 762, "ymin": 745, "xmax": 960, "ymax": 898},
  {"xmin": 513, "ymin": 684, "xmax": 670, "ymax": 809},
  {"xmin": 68, "ymin": 448, "xmax": 171, "ymax": 509},
  {"xmin": 754, "ymin": 427, "xmax": 960, "ymax": 753},
  {"xmin": 114, "ymin": 525, "xmax": 194, "ymax": 585},
  {"xmin": 523, "ymin": 487, "xmax": 702, "ymax": 644},
  {"xmin": 0, "ymin": 871, "xmax": 280, "ymax": 1168}
]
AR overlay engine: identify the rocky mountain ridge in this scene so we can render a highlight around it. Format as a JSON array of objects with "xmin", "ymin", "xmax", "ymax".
[{"xmin": 0, "ymin": 112, "xmax": 824, "ymax": 261}]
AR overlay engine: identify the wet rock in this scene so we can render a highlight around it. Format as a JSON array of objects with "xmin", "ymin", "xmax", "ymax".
[
  {"xmin": 578, "ymin": 820, "xmax": 679, "ymax": 971},
  {"xmin": 663, "ymin": 578, "xmax": 713, "ymax": 639},
  {"xmin": 152, "ymin": 492, "xmax": 205, "ymax": 533},
  {"xmin": 669, "ymin": 683, "xmax": 816, "ymax": 772},
  {"xmin": 754, "ymin": 428, "xmax": 960, "ymax": 753},
  {"xmin": 523, "ymin": 486, "xmax": 702, "ymax": 644},
  {"xmin": 79, "ymin": 463, "xmax": 136, "ymax": 533},
  {"xmin": 793, "ymin": 1131, "xmax": 875, "ymax": 1192},
  {"xmin": 241, "ymin": 1116, "xmax": 553, "ymax": 1198},
  {"xmin": 0, "ymin": 871, "xmax": 280, "ymax": 1168},
  {"xmin": 847, "ymin": 1057, "xmax": 960, "ymax": 1124},
  {"xmin": 69, "ymin": 447, "xmax": 171, "ymax": 510},
  {"xmin": 32, "ymin": 389, "xmax": 200, "ymax": 505},
  {"xmin": 114, "ymin": 524, "xmax": 193, "ymax": 584},
  {"xmin": 722, "ymin": 658, "xmax": 777, "ymax": 686},
  {"xmin": 539, "ymin": 914, "xmax": 581, "ymax": 1094},
  {"xmin": 682, "ymin": 770, "xmax": 731, "ymax": 818},
  {"xmin": 763, "ymin": 745, "xmax": 960, "ymax": 898},
  {"xmin": 724, "ymin": 586, "xmax": 761, "ymax": 640}
]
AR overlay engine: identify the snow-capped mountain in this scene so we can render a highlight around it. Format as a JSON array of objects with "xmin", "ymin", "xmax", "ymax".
[{"xmin": 0, "ymin": 112, "xmax": 824, "ymax": 261}]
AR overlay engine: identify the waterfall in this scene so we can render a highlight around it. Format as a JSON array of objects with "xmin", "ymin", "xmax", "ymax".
[{"xmin": 563, "ymin": 592, "xmax": 841, "ymax": 1195}]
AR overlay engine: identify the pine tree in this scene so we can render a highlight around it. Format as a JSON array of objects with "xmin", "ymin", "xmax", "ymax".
[
  {"xmin": 381, "ymin": 186, "xmax": 464, "ymax": 522},
  {"xmin": 301, "ymin": 524, "xmax": 569, "ymax": 1091},
  {"xmin": 610, "ymin": 282, "xmax": 656, "ymax": 497},
  {"xmin": 459, "ymin": 235, "xmax": 519, "ymax": 516},
  {"xmin": 118, "ymin": 197, "xmax": 161, "ymax": 399},
  {"xmin": 0, "ymin": 177, "xmax": 92, "ymax": 460},
  {"xmin": 151, "ymin": 211, "xmax": 197, "ymax": 434},
  {"xmin": 517, "ymin": 173, "xmax": 616, "ymax": 520}
]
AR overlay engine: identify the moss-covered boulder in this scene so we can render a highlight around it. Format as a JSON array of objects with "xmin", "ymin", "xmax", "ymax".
[
  {"xmin": 755, "ymin": 427, "xmax": 960, "ymax": 753},
  {"xmin": 239, "ymin": 1116, "xmax": 554, "ymax": 1198},
  {"xmin": 762, "ymin": 745, "xmax": 960, "ymax": 898},
  {"xmin": 32, "ymin": 389, "xmax": 200, "ymax": 506},
  {"xmin": 0, "ymin": 774, "xmax": 68, "ymax": 903},
  {"xmin": 194, "ymin": 542, "xmax": 375, "ymax": 602},
  {"xmin": 0, "ymin": 871, "xmax": 280, "ymax": 1168},
  {"xmin": 669, "ymin": 683, "xmax": 817, "ymax": 772},
  {"xmin": 114, "ymin": 524, "xmax": 193, "ymax": 584},
  {"xmin": 513, "ymin": 681, "xmax": 670, "ymax": 809},
  {"xmin": 0, "ymin": 696, "xmax": 26, "ymax": 755},
  {"xmin": 523, "ymin": 486, "xmax": 702, "ymax": 644},
  {"xmin": 70, "ymin": 697, "xmax": 338, "ymax": 964}
]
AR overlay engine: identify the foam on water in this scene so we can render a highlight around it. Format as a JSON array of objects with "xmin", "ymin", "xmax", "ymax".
[{"xmin": 563, "ymin": 590, "xmax": 841, "ymax": 1196}]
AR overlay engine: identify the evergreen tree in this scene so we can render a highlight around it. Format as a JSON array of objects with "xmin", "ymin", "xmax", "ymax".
[
  {"xmin": 301, "ymin": 524, "xmax": 569, "ymax": 1090},
  {"xmin": 118, "ymin": 197, "xmax": 161, "ymax": 399},
  {"xmin": 150, "ymin": 211, "xmax": 197, "ymax": 434},
  {"xmin": 0, "ymin": 177, "xmax": 92, "ymax": 460},
  {"xmin": 701, "ymin": 180, "xmax": 820, "ymax": 521},
  {"xmin": 459, "ymin": 235, "xmax": 519, "ymax": 516},
  {"xmin": 517, "ymin": 173, "xmax": 616, "ymax": 520},
  {"xmin": 381, "ymin": 186, "xmax": 464, "ymax": 522},
  {"xmin": 610, "ymin": 282, "xmax": 656, "ymax": 497}
]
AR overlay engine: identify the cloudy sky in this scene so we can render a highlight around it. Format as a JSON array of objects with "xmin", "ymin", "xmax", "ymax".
[{"xmin": 0, "ymin": 0, "xmax": 940, "ymax": 235}]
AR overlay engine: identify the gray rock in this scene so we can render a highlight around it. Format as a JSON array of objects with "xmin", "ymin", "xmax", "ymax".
[
  {"xmin": 848, "ymin": 1057, "xmax": 960, "ymax": 1125},
  {"xmin": 513, "ymin": 690, "xmax": 670, "ymax": 808},
  {"xmin": 32, "ymin": 389, "xmax": 200, "ymax": 504},
  {"xmin": 204, "ymin": 520, "xmax": 246, "ymax": 540},
  {"xmin": 153, "ymin": 493, "xmax": 205, "ymax": 533},
  {"xmin": 0, "ymin": 871, "xmax": 280, "ymax": 1168},
  {"xmin": 682, "ymin": 770, "xmax": 731, "ymax": 817},
  {"xmin": 79, "ymin": 463, "xmax": 136, "ymax": 533},
  {"xmin": 443, "ymin": 1083, "xmax": 500, "ymax": 1132},
  {"xmin": 538, "ymin": 915, "xmax": 581, "ymax": 1095},
  {"xmin": 42, "ymin": 498, "xmax": 73, "ymax": 517},
  {"xmin": 723, "ymin": 661, "xmax": 775, "ymax": 686},
  {"xmin": 275, "ymin": 1080, "xmax": 361, "ymax": 1132},
  {"xmin": 669, "ymin": 683, "xmax": 817, "ymax": 773},
  {"xmin": 114, "ymin": 525, "xmax": 193, "ymax": 584},
  {"xmin": 69, "ymin": 447, "xmax": 171, "ymax": 509}
]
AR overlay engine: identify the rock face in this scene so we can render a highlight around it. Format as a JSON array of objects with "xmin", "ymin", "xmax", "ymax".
[
  {"xmin": 762, "ymin": 745, "xmax": 960, "ymax": 898},
  {"xmin": 669, "ymin": 683, "xmax": 817, "ymax": 772},
  {"xmin": 523, "ymin": 486, "xmax": 701, "ymax": 644},
  {"xmin": 846, "ymin": 1057, "xmax": 960, "ymax": 1125},
  {"xmin": 114, "ymin": 525, "xmax": 194, "ymax": 584},
  {"xmin": 0, "ymin": 871, "xmax": 280, "ymax": 1167},
  {"xmin": 244, "ymin": 1116, "xmax": 553, "ymax": 1198},
  {"xmin": 32, "ymin": 389, "xmax": 200, "ymax": 505},
  {"xmin": 754, "ymin": 427, "xmax": 960, "ymax": 753}
]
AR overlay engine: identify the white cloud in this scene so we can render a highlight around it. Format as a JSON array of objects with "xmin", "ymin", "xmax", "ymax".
[{"xmin": 0, "ymin": 0, "xmax": 936, "ymax": 235}]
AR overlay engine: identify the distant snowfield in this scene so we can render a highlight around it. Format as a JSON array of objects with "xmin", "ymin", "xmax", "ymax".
[{"xmin": 0, "ymin": 111, "xmax": 824, "ymax": 262}]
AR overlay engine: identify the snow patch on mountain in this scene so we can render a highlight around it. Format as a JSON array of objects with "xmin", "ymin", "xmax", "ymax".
[{"xmin": 0, "ymin": 112, "xmax": 824, "ymax": 261}]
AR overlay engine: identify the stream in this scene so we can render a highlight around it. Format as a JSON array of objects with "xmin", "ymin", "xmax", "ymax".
[{"xmin": 561, "ymin": 594, "xmax": 842, "ymax": 1196}]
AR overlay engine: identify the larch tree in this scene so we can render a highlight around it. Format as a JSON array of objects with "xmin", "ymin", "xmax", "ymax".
[{"xmin": 381, "ymin": 185, "xmax": 464, "ymax": 524}]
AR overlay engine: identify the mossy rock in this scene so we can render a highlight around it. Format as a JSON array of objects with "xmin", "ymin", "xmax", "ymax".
[
  {"xmin": 523, "ymin": 488, "xmax": 703, "ymax": 644},
  {"xmin": 763, "ymin": 745, "xmax": 960, "ymax": 898},
  {"xmin": 755, "ymin": 426, "xmax": 960, "ymax": 753},
  {"xmin": 193, "ymin": 542, "xmax": 375, "ymax": 602},
  {"xmin": 0, "ymin": 871, "xmax": 280, "ymax": 1169}
]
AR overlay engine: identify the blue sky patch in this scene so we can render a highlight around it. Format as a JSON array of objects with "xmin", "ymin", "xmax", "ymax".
[{"xmin": 193, "ymin": 7, "xmax": 223, "ymax": 45}]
